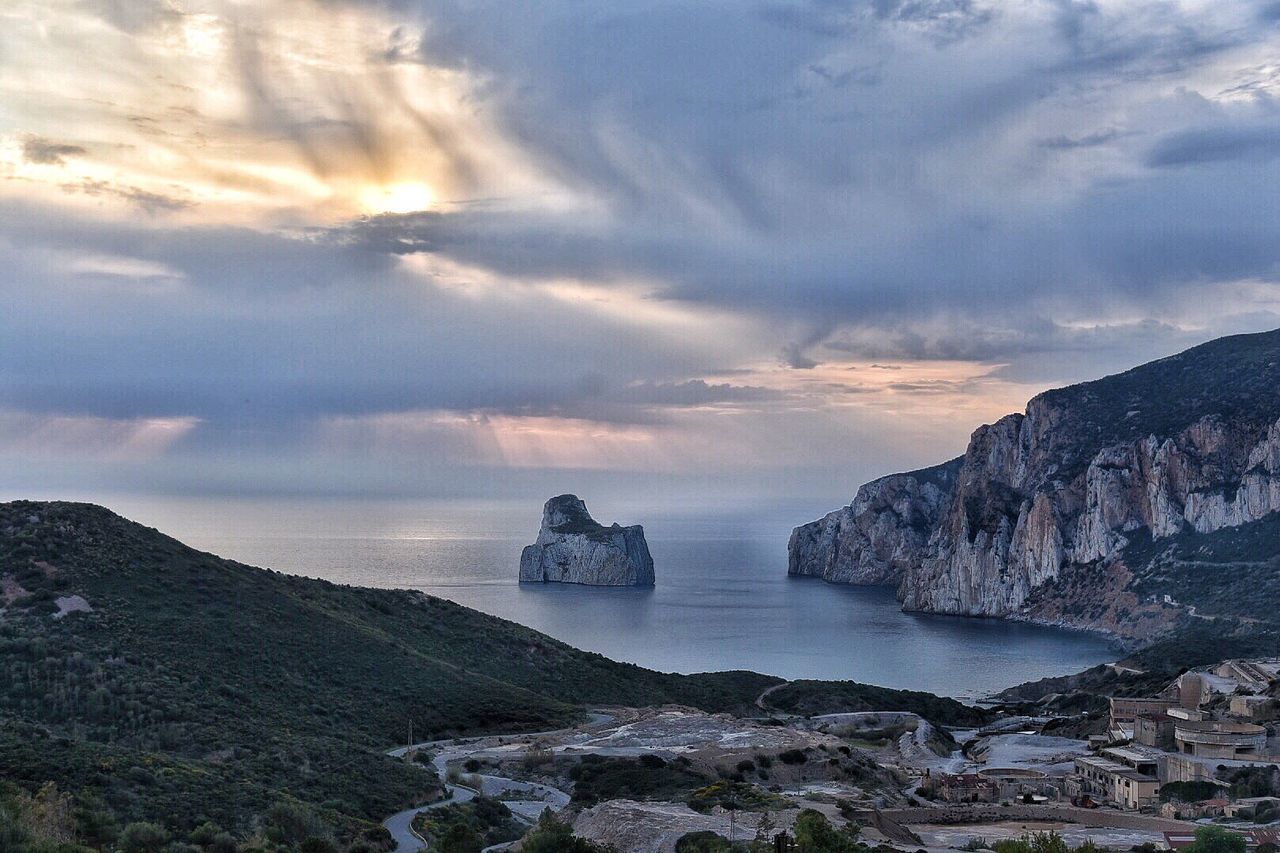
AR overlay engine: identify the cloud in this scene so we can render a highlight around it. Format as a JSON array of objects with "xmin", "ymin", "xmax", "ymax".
[
  {"xmin": 4, "ymin": 0, "xmax": 1280, "ymax": 499},
  {"xmin": 22, "ymin": 137, "xmax": 87, "ymax": 165},
  {"xmin": 1147, "ymin": 124, "xmax": 1280, "ymax": 168},
  {"xmin": 781, "ymin": 343, "xmax": 819, "ymax": 370},
  {"xmin": 1037, "ymin": 129, "xmax": 1126, "ymax": 150}
]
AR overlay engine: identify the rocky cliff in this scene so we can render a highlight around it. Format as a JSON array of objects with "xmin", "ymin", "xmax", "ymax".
[
  {"xmin": 788, "ymin": 459, "xmax": 961, "ymax": 585},
  {"xmin": 520, "ymin": 495, "xmax": 655, "ymax": 586},
  {"xmin": 790, "ymin": 329, "xmax": 1280, "ymax": 637}
]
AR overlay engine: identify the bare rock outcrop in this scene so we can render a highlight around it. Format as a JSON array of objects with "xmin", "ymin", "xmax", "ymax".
[
  {"xmin": 519, "ymin": 495, "xmax": 655, "ymax": 586},
  {"xmin": 788, "ymin": 459, "xmax": 960, "ymax": 585},
  {"xmin": 900, "ymin": 412, "xmax": 1280, "ymax": 618},
  {"xmin": 789, "ymin": 328, "xmax": 1280, "ymax": 635}
]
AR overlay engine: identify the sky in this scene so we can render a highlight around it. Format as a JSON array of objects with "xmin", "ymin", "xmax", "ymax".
[{"xmin": 3, "ymin": 0, "xmax": 1280, "ymax": 511}]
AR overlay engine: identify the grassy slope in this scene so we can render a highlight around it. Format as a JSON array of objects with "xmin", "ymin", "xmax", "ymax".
[
  {"xmin": 1031, "ymin": 327, "xmax": 1280, "ymax": 480},
  {"xmin": 763, "ymin": 680, "xmax": 991, "ymax": 727},
  {"xmin": 1124, "ymin": 512, "xmax": 1280, "ymax": 625},
  {"xmin": 0, "ymin": 501, "xmax": 778, "ymax": 840}
]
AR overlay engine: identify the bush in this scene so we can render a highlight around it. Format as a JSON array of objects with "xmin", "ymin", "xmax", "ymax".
[
  {"xmin": 570, "ymin": 756, "xmax": 709, "ymax": 806},
  {"xmin": 778, "ymin": 749, "xmax": 808, "ymax": 765},
  {"xmin": 1160, "ymin": 781, "xmax": 1221, "ymax": 803},
  {"xmin": 676, "ymin": 830, "xmax": 738, "ymax": 852},
  {"xmin": 521, "ymin": 812, "xmax": 611, "ymax": 853},
  {"xmin": 686, "ymin": 781, "xmax": 785, "ymax": 814},
  {"xmin": 1183, "ymin": 827, "xmax": 1246, "ymax": 853},
  {"xmin": 792, "ymin": 809, "xmax": 860, "ymax": 852},
  {"xmin": 118, "ymin": 822, "xmax": 170, "ymax": 853}
]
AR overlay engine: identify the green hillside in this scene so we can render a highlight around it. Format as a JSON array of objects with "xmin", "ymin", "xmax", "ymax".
[
  {"xmin": 1032, "ymin": 327, "xmax": 1280, "ymax": 480},
  {"xmin": 0, "ymin": 501, "xmax": 778, "ymax": 847}
]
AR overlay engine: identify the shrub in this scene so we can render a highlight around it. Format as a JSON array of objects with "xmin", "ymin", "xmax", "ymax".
[
  {"xmin": 118, "ymin": 822, "xmax": 170, "ymax": 853},
  {"xmin": 522, "ymin": 812, "xmax": 611, "ymax": 853}
]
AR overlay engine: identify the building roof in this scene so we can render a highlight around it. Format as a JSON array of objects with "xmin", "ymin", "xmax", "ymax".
[
  {"xmin": 1103, "ymin": 746, "xmax": 1162, "ymax": 764},
  {"xmin": 1175, "ymin": 719, "xmax": 1266, "ymax": 734},
  {"xmin": 1165, "ymin": 829, "xmax": 1280, "ymax": 851},
  {"xmin": 1074, "ymin": 755, "xmax": 1157, "ymax": 782}
]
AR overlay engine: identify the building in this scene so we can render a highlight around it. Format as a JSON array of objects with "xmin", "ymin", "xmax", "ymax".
[
  {"xmin": 1230, "ymin": 695, "xmax": 1276, "ymax": 721},
  {"xmin": 930, "ymin": 773, "xmax": 998, "ymax": 803},
  {"xmin": 1134, "ymin": 713, "xmax": 1175, "ymax": 750},
  {"xmin": 1109, "ymin": 697, "xmax": 1179, "ymax": 730},
  {"xmin": 978, "ymin": 768, "xmax": 1054, "ymax": 802},
  {"xmin": 1178, "ymin": 673, "xmax": 1209, "ymax": 709},
  {"xmin": 1225, "ymin": 797, "xmax": 1280, "ymax": 819},
  {"xmin": 1215, "ymin": 660, "xmax": 1277, "ymax": 693},
  {"xmin": 1173, "ymin": 719, "xmax": 1267, "ymax": 759},
  {"xmin": 1165, "ymin": 829, "xmax": 1280, "ymax": 851},
  {"xmin": 1163, "ymin": 754, "xmax": 1217, "ymax": 784},
  {"xmin": 1071, "ymin": 755, "xmax": 1161, "ymax": 810},
  {"xmin": 1101, "ymin": 746, "xmax": 1162, "ymax": 778},
  {"xmin": 1168, "ymin": 706, "xmax": 1207, "ymax": 721},
  {"xmin": 1159, "ymin": 798, "xmax": 1227, "ymax": 820}
]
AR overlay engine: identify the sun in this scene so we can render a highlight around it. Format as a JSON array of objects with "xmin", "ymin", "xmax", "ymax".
[{"xmin": 358, "ymin": 182, "xmax": 435, "ymax": 215}]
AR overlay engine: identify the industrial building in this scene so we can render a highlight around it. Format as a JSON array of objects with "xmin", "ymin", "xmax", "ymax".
[
  {"xmin": 1108, "ymin": 697, "xmax": 1179, "ymax": 730},
  {"xmin": 1134, "ymin": 713, "xmax": 1175, "ymax": 750},
  {"xmin": 1069, "ymin": 755, "xmax": 1161, "ymax": 810},
  {"xmin": 1172, "ymin": 719, "xmax": 1267, "ymax": 759}
]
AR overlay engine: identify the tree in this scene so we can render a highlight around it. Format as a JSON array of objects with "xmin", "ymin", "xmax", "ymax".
[
  {"xmin": 522, "ymin": 811, "xmax": 612, "ymax": 853},
  {"xmin": 755, "ymin": 810, "xmax": 777, "ymax": 843},
  {"xmin": 793, "ymin": 809, "xmax": 861, "ymax": 853},
  {"xmin": 118, "ymin": 822, "xmax": 170, "ymax": 853},
  {"xmin": 676, "ymin": 831, "xmax": 733, "ymax": 852},
  {"xmin": 439, "ymin": 823, "xmax": 483, "ymax": 853},
  {"xmin": 1029, "ymin": 831, "xmax": 1071, "ymax": 853},
  {"xmin": 1185, "ymin": 826, "xmax": 1247, "ymax": 853},
  {"xmin": 265, "ymin": 802, "xmax": 327, "ymax": 847}
]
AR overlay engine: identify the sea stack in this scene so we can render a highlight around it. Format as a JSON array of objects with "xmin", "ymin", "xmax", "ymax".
[{"xmin": 519, "ymin": 495, "xmax": 655, "ymax": 586}]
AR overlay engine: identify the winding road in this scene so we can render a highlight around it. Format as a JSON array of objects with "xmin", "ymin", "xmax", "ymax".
[{"xmin": 381, "ymin": 713, "xmax": 614, "ymax": 852}]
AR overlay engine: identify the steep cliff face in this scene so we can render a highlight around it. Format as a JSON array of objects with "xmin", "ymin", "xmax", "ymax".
[
  {"xmin": 519, "ymin": 495, "xmax": 655, "ymax": 586},
  {"xmin": 789, "ymin": 459, "xmax": 960, "ymax": 585},
  {"xmin": 791, "ymin": 328, "xmax": 1280, "ymax": 635},
  {"xmin": 901, "ymin": 411, "xmax": 1280, "ymax": 618}
]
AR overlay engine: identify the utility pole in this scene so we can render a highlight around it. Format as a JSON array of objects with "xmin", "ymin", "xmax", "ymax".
[{"xmin": 406, "ymin": 719, "xmax": 413, "ymax": 760}]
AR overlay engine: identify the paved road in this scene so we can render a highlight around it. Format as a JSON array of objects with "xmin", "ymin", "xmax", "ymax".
[
  {"xmin": 381, "ymin": 712, "xmax": 613, "ymax": 852},
  {"xmin": 383, "ymin": 785, "xmax": 478, "ymax": 853}
]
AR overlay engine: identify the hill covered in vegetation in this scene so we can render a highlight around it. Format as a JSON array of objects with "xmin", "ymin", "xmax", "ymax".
[{"xmin": 0, "ymin": 501, "xmax": 782, "ymax": 849}]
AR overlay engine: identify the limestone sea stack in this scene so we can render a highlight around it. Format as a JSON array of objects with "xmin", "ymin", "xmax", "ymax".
[{"xmin": 519, "ymin": 495, "xmax": 655, "ymax": 586}]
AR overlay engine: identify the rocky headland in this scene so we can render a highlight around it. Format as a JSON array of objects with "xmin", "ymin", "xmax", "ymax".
[
  {"xmin": 790, "ymin": 329, "xmax": 1280, "ymax": 642},
  {"xmin": 520, "ymin": 494, "xmax": 655, "ymax": 586}
]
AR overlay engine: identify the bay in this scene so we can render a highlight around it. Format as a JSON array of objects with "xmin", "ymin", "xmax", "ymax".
[{"xmin": 108, "ymin": 495, "xmax": 1116, "ymax": 701}]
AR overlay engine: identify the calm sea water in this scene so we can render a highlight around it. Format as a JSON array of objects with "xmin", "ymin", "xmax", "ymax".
[{"xmin": 103, "ymin": 496, "xmax": 1116, "ymax": 700}]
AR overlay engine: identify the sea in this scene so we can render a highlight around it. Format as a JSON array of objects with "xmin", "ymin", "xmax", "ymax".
[{"xmin": 97, "ymin": 495, "xmax": 1117, "ymax": 701}]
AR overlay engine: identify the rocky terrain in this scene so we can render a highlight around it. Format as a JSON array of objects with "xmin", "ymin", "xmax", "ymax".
[
  {"xmin": 789, "ymin": 459, "xmax": 961, "ymax": 585},
  {"xmin": 791, "ymin": 329, "xmax": 1280, "ymax": 641},
  {"xmin": 520, "ymin": 494, "xmax": 655, "ymax": 586}
]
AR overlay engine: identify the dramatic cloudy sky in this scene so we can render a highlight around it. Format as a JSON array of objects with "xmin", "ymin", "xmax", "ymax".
[{"xmin": 3, "ymin": 0, "xmax": 1280, "ymax": 507}]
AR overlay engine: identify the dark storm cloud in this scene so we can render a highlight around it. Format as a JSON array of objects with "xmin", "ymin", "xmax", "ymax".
[
  {"xmin": 315, "ymin": 0, "xmax": 1280, "ymax": 356},
  {"xmin": 0, "ymin": 205, "xmax": 760, "ymax": 438},
  {"xmin": 7, "ymin": 0, "xmax": 1280, "ymax": 492}
]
